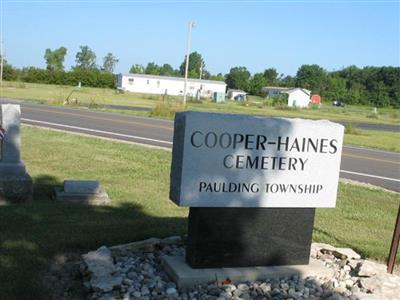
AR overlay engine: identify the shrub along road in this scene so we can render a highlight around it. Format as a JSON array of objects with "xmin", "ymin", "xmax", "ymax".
[{"xmin": 1, "ymin": 98, "xmax": 399, "ymax": 192}]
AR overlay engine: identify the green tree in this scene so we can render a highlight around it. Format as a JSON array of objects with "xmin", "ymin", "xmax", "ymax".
[
  {"xmin": 145, "ymin": 62, "xmax": 161, "ymax": 75},
  {"xmin": 369, "ymin": 81, "xmax": 391, "ymax": 107},
  {"xmin": 129, "ymin": 64, "xmax": 145, "ymax": 74},
  {"xmin": 337, "ymin": 65, "xmax": 363, "ymax": 85},
  {"xmin": 263, "ymin": 68, "xmax": 278, "ymax": 85},
  {"xmin": 334, "ymin": 65, "xmax": 400, "ymax": 106},
  {"xmin": 325, "ymin": 76, "xmax": 347, "ymax": 102},
  {"xmin": 75, "ymin": 46, "xmax": 97, "ymax": 70},
  {"xmin": 159, "ymin": 63, "xmax": 175, "ymax": 76},
  {"xmin": 296, "ymin": 64, "xmax": 328, "ymax": 94},
  {"xmin": 248, "ymin": 73, "xmax": 267, "ymax": 96},
  {"xmin": 346, "ymin": 82, "xmax": 366, "ymax": 105},
  {"xmin": 225, "ymin": 66, "xmax": 251, "ymax": 91},
  {"xmin": 179, "ymin": 51, "xmax": 205, "ymax": 79},
  {"xmin": 201, "ymin": 70, "xmax": 211, "ymax": 80},
  {"xmin": 102, "ymin": 52, "xmax": 118, "ymax": 73},
  {"xmin": 209, "ymin": 73, "xmax": 225, "ymax": 81},
  {"xmin": 44, "ymin": 46, "xmax": 67, "ymax": 71},
  {"xmin": 1, "ymin": 56, "xmax": 18, "ymax": 81},
  {"xmin": 280, "ymin": 75, "xmax": 296, "ymax": 87}
]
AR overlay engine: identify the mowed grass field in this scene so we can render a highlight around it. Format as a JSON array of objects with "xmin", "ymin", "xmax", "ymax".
[
  {"xmin": 0, "ymin": 126, "xmax": 399, "ymax": 299},
  {"xmin": 343, "ymin": 128, "xmax": 400, "ymax": 152},
  {"xmin": 1, "ymin": 81, "xmax": 399, "ymax": 125}
]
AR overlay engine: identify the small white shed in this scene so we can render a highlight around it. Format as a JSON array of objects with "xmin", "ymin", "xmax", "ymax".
[
  {"xmin": 282, "ymin": 88, "xmax": 311, "ymax": 108},
  {"xmin": 227, "ymin": 89, "xmax": 247, "ymax": 101}
]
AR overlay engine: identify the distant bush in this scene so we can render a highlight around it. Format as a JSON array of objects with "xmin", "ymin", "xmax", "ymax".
[
  {"xmin": 262, "ymin": 100, "xmax": 272, "ymax": 107},
  {"xmin": 309, "ymin": 104, "xmax": 320, "ymax": 110},
  {"xmin": 17, "ymin": 81, "xmax": 26, "ymax": 88},
  {"xmin": 88, "ymin": 98, "xmax": 100, "ymax": 109},
  {"xmin": 18, "ymin": 67, "xmax": 116, "ymax": 88},
  {"xmin": 187, "ymin": 97, "xmax": 203, "ymax": 104},
  {"xmin": 3, "ymin": 64, "xmax": 19, "ymax": 81},
  {"xmin": 271, "ymin": 96, "xmax": 287, "ymax": 108},
  {"xmin": 389, "ymin": 111, "xmax": 399, "ymax": 119},
  {"xmin": 344, "ymin": 123, "xmax": 361, "ymax": 135},
  {"xmin": 150, "ymin": 100, "xmax": 185, "ymax": 119},
  {"xmin": 366, "ymin": 112, "xmax": 379, "ymax": 119}
]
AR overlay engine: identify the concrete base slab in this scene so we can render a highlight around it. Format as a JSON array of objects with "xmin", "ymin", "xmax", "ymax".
[
  {"xmin": 53, "ymin": 187, "xmax": 110, "ymax": 205},
  {"xmin": 162, "ymin": 254, "xmax": 334, "ymax": 290},
  {"xmin": 0, "ymin": 173, "xmax": 33, "ymax": 203}
]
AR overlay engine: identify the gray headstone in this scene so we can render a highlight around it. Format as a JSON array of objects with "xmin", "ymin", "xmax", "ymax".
[
  {"xmin": 1, "ymin": 104, "xmax": 21, "ymax": 163},
  {"xmin": 63, "ymin": 180, "xmax": 100, "ymax": 194},
  {"xmin": 54, "ymin": 180, "xmax": 109, "ymax": 205},
  {"xmin": 0, "ymin": 104, "xmax": 33, "ymax": 203}
]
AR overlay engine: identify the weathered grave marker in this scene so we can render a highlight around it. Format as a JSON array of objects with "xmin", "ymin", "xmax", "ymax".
[
  {"xmin": 64, "ymin": 180, "xmax": 101, "ymax": 194},
  {"xmin": 169, "ymin": 111, "xmax": 343, "ymax": 268},
  {"xmin": 53, "ymin": 180, "xmax": 110, "ymax": 205},
  {"xmin": 0, "ymin": 104, "xmax": 33, "ymax": 203}
]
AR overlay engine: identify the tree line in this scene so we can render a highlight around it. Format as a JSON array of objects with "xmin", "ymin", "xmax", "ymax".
[
  {"xmin": 2, "ymin": 46, "xmax": 118, "ymax": 88},
  {"xmin": 224, "ymin": 64, "xmax": 399, "ymax": 108},
  {"xmin": 2, "ymin": 46, "xmax": 399, "ymax": 107},
  {"xmin": 129, "ymin": 51, "xmax": 225, "ymax": 82},
  {"xmin": 131, "ymin": 60, "xmax": 399, "ymax": 108}
]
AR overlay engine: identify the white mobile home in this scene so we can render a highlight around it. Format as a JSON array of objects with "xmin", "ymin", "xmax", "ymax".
[{"xmin": 117, "ymin": 73, "xmax": 227, "ymax": 98}]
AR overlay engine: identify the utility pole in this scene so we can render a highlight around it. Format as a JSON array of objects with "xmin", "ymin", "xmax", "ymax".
[
  {"xmin": 199, "ymin": 62, "xmax": 203, "ymax": 80},
  {"xmin": 183, "ymin": 21, "xmax": 195, "ymax": 104},
  {"xmin": 0, "ymin": 40, "xmax": 3, "ymax": 86}
]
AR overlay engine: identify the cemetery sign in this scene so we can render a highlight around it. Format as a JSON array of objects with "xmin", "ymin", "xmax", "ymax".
[{"xmin": 170, "ymin": 112, "xmax": 344, "ymax": 208}]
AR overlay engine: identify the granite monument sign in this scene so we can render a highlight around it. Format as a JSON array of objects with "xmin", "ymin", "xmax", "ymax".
[
  {"xmin": 170, "ymin": 112, "xmax": 344, "ymax": 268},
  {"xmin": 171, "ymin": 112, "xmax": 343, "ymax": 208}
]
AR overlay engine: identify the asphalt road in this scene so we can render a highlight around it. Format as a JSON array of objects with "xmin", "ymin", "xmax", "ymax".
[{"xmin": 1, "ymin": 98, "xmax": 399, "ymax": 192}]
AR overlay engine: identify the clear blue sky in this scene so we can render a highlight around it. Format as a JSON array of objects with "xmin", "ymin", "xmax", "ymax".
[{"xmin": 2, "ymin": 0, "xmax": 399, "ymax": 76}]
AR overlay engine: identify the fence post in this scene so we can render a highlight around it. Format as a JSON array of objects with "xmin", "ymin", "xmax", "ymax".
[{"xmin": 387, "ymin": 204, "xmax": 400, "ymax": 273}]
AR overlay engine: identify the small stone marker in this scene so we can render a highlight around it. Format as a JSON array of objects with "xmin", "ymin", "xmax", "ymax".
[
  {"xmin": 64, "ymin": 180, "xmax": 100, "ymax": 194},
  {"xmin": 53, "ymin": 180, "xmax": 110, "ymax": 205},
  {"xmin": 169, "ymin": 111, "xmax": 344, "ymax": 269},
  {"xmin": 0, "ymin": 104, "xmax": 33, "ymax": 203}
]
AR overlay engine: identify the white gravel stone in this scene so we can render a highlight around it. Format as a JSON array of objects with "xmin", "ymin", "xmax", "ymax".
[
  {"xmin": 132, "ymin": 291, "xmax": 141, "ymax": 297},
  {"xmin": 358, "ymin": 260, "xmax": 386, "ymax": 277},
  {"xmin": 81, "ymin": 239, "xmax": 400, "ymax": 300},
  {"xmin": 166, "ymin": 287, "xmax": 177, "ymax": 295}
]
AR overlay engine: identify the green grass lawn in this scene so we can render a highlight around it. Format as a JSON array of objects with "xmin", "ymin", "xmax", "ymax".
[
  {"xmin": 344, "ymin": 128, "xmax": 400, "ymax": 152},
  {"xmin": 1, "ymin": 81, "xmax": 399, "ymax": 125},
  {"xmin": 0, "ymin": 126, "xmax": 399, "ymax": 299}
]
